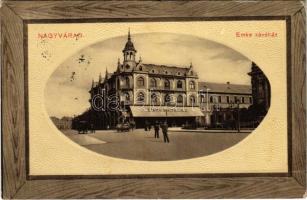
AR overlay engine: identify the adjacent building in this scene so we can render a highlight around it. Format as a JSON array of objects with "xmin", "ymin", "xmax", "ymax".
[
  {"xmin": 51, "ymin": 116, "xmax": 73, "ymax": 130},
  {"xmin": 198, "ymin": 82, "xmax": 252, "ymax": 128},
  {"xmin": 247, "ymin": 62, "xmax": 271, "ymax": 121}
]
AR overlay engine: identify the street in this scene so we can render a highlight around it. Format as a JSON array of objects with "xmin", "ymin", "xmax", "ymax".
[{"xmin": 62, "ymin": 128, "xmax": 251, "ymax": 161}]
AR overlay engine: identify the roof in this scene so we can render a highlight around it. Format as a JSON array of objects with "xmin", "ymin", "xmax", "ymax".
[
  {"xmin": 122, "ymin": 30, "xmax": 137, "ymax": 52},
  {"xmin": 199, "ymin": 82, "xmax": 251, "ymax": 94},
  {"xmin": 139, "ymin": 63, "xmax": 196, "ymax": 77}
]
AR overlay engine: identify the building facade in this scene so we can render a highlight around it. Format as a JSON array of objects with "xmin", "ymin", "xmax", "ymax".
[
  {"xmin": 88, "ymin": 31, "xmax": 204, "ymax": 128},
  {"xmin": 198, "ymin": 82, "xmax": 253, "ymax": 128},
  {"xmin": 247, "ymin": 62, "xmax": 271, "ymax": 121},
  {"xmin": 72, "ymin": 32, "xmax": 270, "ymax": 130}
]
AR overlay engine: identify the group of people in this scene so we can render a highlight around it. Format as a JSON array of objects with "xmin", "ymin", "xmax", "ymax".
[{"xmin": 145, "ymin": 121, "xmax": 170, "ymax": 143}]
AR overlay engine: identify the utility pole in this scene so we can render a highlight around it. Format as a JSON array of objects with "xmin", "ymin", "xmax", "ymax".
[{"xmin": 236, "ymin": 100, "xmax": 241, "ymax": 133}]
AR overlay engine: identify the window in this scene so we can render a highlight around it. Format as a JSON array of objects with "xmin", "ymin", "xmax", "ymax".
[
  {"xmin": 249, "ymin": 97, "xmax": 253, "ymax": 104},
  {"xmin": 125, "ymin": 64, "xmax": 130, "ymax": 69},
  {"xmin": 137, "ymin": 77, "xmax": 144, "ymax": 87},
  {"xmin": 124, "ymin": 92, "xmax": 130, "ymax": 101},
  {"xmin": 117, "ymin": 79, "xmax": 120, "ymax": 88},
  {"xmin": 226, "ymin": 96, "xmax": 230, "ymax": 103},
  {"xmin": 241, "ymin": 97, "xmax": 245, "ymax": 103},
  {"xmin": 189, "ymin": 81, "xmax": 195, "ymax": 89},
  {"xmin": 150, "ymin": 78, "xmax": 157, "ymax": 88},
  {"xmin": 234, "ymin": 96, "xmax": 238, "ymax": 103},
  {"xmin": 210, "ymin": 96, "xmax": 213, "ymax": 103},
  {"xmin": 165, "ymin": 94, "xmax": 171, "ymax": 104},
  {"xmin": 125, "ymin": 77, "xmax": 130, "ymax": 86},
  {"xmin": 137, "ymin": 92, "xmax": 145, "ymax": 102},
  {"xmin": 190, "ymin": 95, "xmax": 196, "ymax": 105},
  {"xmin": 218, "ymin": 96, "xmax": 222, "ymax": 103},
  {"xmin": 201, "ymin": 95, "xmax": 205, "ymax": 103},
  {"xmin": 151, "ymin": 93, "xmax": 159, "ymax": 105},
  {"xmin": 177, "ymin": 95, "xmax": 183, "ymax": 104},
  {"xmin": 164, "ymin": 79, "xmax": 170, "ymax": 89},
  {"xmin": 177, "ymin": 80, "xmax": 183, "ymax": 89}
]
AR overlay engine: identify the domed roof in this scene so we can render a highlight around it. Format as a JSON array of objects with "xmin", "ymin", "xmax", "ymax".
[{"xmin": 122, "ymin": 30, "xmax": 137, "ymax": 52}]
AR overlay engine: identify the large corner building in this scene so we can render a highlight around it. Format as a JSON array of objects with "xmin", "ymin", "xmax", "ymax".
[{"xmin": 89, "ymin": 31, "xmax": 204, "ymax": 128}]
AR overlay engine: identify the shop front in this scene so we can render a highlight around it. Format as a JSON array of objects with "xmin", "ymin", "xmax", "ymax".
[{"xmin": 129, "ymin": 106, "xmax": 204, "ymax": 128}]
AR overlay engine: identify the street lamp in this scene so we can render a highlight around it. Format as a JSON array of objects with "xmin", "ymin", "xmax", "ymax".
[
  {"xmin": 206, "ymin": 87, "xmax": 211, "ymax": 112},
  {"xmin": 204, "ymin": 87, "xmax": 211, "ymax": 128}
]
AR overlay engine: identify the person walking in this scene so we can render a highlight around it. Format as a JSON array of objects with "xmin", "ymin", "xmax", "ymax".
[
  {"xmin": 161, "ymin": 122, "xmax": 170, "ymax": 143},
  {"xmin": 154, "ymin": 121, "xmax": 160, "ymax": 138},
  {"xmin": 144, "ymin": 120, "xmax": 149, "ymax": 131}
]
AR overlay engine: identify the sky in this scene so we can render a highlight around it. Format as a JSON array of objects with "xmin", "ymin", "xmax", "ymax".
[{"xmin": 45, "ymin": 32, "xmax": 252, "ymax": 118}]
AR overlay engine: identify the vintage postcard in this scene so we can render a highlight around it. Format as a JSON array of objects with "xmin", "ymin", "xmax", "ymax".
[{"xmin": 27, "ymin": 20, "xmax": 287, "ymax": 176}]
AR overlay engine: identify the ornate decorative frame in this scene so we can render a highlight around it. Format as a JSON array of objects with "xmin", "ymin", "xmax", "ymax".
[{"xmin": 1, "ymin": 1, "xmax": 306, "ymax": 198}]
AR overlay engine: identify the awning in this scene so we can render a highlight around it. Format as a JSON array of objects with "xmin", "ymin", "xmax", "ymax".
[{"xmin": 130, "ymin": 106, "xmax": 204, "ymax": 117}]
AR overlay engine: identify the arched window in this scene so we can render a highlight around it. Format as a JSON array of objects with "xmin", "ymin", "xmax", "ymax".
[
  {"xmin": 164, "ymin": 94, "xmax": 171, "ymax": 104},
  {"xmin": 177, "ymin": 95, "xmax": 183, "ymax": 104},
  {"xmin": 124, "ymin": 92, "xmax": 130, "ymax": 101},
  {"xmin": 190, "ymin": 95, "xmax": 196, "ymax": 105},
  {"xmin": 164, "ymin": 79, "xmax": 170, "ymax": 89},
  {"xmin": 150, "ymin": 78, "xmax": 157, "ymax": 88},
  {"xmin": 201, "ymin": 95, "xmax": 205, "ymax": 103},
  {"xmin": 137, "ymin": 77, "xmax": 144, "ymax": 87},
  {"xmin": 151, "ymin": 93, "xmax": 159, "ymax": 105},
  {"xmin": 125, "ymin": 77, "xmax": 130, "ymax": 86},
  {"xmin": 210, "ymin": 96, "xmax": 213, "ymax": 103},
  {"xmin": 136, "ymin": 92, "xmax": 145, "ymax": 103},
  {"xmin": 189, "ymin": 81, "xmax": 195, "ymax": 89},
  {"xmin": 177, "ymin": 80, "xmax": 183, "ymax": 89}
]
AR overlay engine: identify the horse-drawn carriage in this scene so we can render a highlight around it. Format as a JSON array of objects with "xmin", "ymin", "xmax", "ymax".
[{"xmin": 75, "ymin": 121, "xmax": 95, "ymax": 134}]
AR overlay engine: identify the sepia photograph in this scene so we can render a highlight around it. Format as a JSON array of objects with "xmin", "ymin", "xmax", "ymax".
[
  {"xmin": 45, "ymin": 28, "xmax": 271, "ymax": 161},
  {"xmin": 2, "ymin": 0, "xmax": 305, "ymax": 198}
]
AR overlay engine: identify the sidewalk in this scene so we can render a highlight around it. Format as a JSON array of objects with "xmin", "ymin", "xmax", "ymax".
[{"xmin": 168, "ymin": 127, "xmax": 252, "ymax": 133}]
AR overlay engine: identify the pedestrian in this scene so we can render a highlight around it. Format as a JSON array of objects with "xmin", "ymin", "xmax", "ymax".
[
  {"xmin": 130, "ymin": 121, "xmax": 135, "ymax": 131},
  {"xmin": 90, "ymin": 123, "xmax": 95, "ymax": 133},
  {"xmin": 144, "ymin": 120, "xmax": 148, "ymax": 131},
  {"xmin": 154, "ymin": 121, "xmax": 160, "ymax": 138},
  {"xmin": 161, "ymin": 122, "xmax": 170, "ymax": 143}
]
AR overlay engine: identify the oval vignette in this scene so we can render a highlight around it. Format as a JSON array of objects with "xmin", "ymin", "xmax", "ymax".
[{"xmin": 45, "ymin": 32, "xmax": 271, "ymax": 161}]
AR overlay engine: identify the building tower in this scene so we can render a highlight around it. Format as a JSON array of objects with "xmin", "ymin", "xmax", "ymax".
[{"xmin": 122, "ymin": 29, "xmax": 137, "ymax": 69}]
